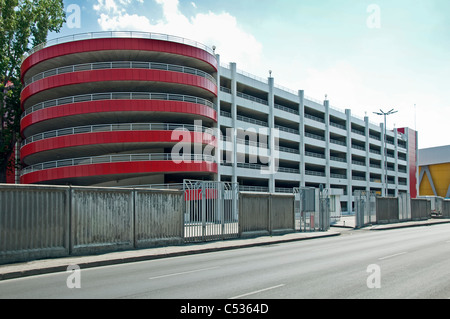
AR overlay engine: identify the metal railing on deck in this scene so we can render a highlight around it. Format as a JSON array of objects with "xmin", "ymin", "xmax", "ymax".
[
  {"xmin": 24, "ymin": 61, "xmax": 217, "ymax": 87},
  {"xmin": 22, "ymin": 122, "xmax": 214, "ymax": 147},
  {"xmin": 22, "ymin": 92, "xmax": 216, "ymax": 118},
  {"xmin": 23, "ymin": 31, "xmax": 215, "ymax": 61},
  {"xmin": 21, "ymin": 153, "xmax": 215, "ymax": 176}
]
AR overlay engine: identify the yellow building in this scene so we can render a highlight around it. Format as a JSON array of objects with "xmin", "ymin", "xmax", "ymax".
[{"xmin": 419, "ymin": 145, "xmax": 450, "ymax": 198}]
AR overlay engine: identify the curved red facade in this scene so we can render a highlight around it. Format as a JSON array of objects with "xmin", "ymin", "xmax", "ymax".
[
  {"xmin": 21, "ymin": 161, "xmax": 218, "ymax": 185},
  {"xmin": 20, "ymin": 34, "xmax": 218, "ymax": 186},
  {"xmin": 21, "ymin": 38, "xmax": 218, "ymax": 82},
  {"xmin": 21, "ymin": 69, "xmax": 217, "ymax": 109},
  {"xmin": 21, "ymin": 130, "xmax": 217, "ymax": 163},
  {"xmin": 21, "ymin": 100, "xmax": 217, "ymax": 136}
]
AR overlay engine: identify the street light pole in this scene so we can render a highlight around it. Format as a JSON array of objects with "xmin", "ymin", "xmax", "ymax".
[{"xmin": 373, "ymin": 109, "xmax": 398, "ymax": 197}]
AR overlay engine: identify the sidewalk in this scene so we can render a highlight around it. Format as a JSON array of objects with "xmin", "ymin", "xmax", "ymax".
[
  {"xmin": 367, "ymin": 218, "xmax": 450, "ymax": 230},
  {"xmin": 332, "ymin": 216, "xmax": 450, "ymax": 230},
  {"xmin": 0, "ymin": 230, "xmax": 340, "ymax": 281}
]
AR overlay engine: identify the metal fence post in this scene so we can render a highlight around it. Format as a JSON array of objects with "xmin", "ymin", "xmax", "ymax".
[{"xmin": 201, "ymin": 181, "xmax": 206, "ymax": 241}]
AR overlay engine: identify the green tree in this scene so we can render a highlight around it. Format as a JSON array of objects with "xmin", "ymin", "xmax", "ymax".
[{"xmin": 0, "ymin": 0, "xmax": 66, "ymax": 182}]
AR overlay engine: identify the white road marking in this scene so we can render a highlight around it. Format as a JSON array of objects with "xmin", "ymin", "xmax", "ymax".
[
  {"xmin": 378, "ymin": 251, "xmax": 408, "ymax": 260},
  {"xmin": 148, "ymin": 266, "xmax": 220, "ymax": 280},
  {"xmin": 229, "ymin": 284, "xmax": 285, "ymax": 299}
]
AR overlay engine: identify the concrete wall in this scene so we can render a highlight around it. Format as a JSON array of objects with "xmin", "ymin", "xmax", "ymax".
[
  {"xmin": 0, "ymin": 184, "xmax": 184, "ymax": 265},
  {"xmin": 0, "ymin": 184, "xmax": 70, "ymax": 264},
  {"xmin": 239, "ymin": 192, "xmax": 294, "ymax": 238},
  {"xmin": 71, "ymin": 186, "xmax": 135, "ymax": 255},
  {"xmin": 134, "ymin": 189, "xmax": 184, "ymax": 248}
]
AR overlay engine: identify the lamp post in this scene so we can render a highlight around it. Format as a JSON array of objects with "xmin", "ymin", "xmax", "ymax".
[{"xmin": 373, "ymin": 109, "xmax": 398, "ymax": 197}]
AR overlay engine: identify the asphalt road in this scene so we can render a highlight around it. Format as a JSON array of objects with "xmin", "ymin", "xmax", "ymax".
[{"xmin": 1, "ymin": 224, "xmax": 450, "ymax": 300}]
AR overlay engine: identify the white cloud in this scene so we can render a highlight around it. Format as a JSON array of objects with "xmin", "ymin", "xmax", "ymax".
[
  {"xmin": 93, "ymin": 0, "xmax": 120, "ymax": 13},
  {"xmin": 92, "ymin": 0, "xmax": 263, "ymax": 70}
]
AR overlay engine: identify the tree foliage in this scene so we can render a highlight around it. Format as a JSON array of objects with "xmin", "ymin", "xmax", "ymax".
[{"xmin": 0, "ymin": 0, "xmax": 66, "ymax": 181}]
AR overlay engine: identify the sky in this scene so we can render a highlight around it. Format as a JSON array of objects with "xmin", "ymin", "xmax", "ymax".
[{"xmin": 47, "ymin": 0, "xmax": 450, "ymax": 150}]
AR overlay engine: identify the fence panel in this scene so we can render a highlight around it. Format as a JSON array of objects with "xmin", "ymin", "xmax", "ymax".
[
  {"xmin": 183, "ymin": 180, "xmax": 239, "ymax": 243},
  {"xmin": 222, "ymin": 182, "xmax": 239, "ymax": 239},
  {"xmin": 270, "ymin": 194, "xmax": 295, "ymax": 235},
  {"xmin": 70, "ymin": 186, "xmax": 134, "ymax": 255},
  {"xmin": 0, "ymin": 184, "xmax": 70, "ymax": 265},
  {"xmin": 398, "ymin": 193, "xmax": 411, "ymax": 221},
  {"xmin": 411, "ymin": 199, "xmax": 430, "ymax": 220},
  {"xmin": 443, "ymin": 200, "xmax": 450, "ymax": 218},
  {"xmin": 134, "ymin": 189, "xmax": 184, "ymax": 248},
  {"xmin": 319, "ymin": 189, "xmax": 330, "ymax": 231},
  {"xmin": 376, "ymin": 197, "xmax": 399, "ymax": 224},
  {"xmin": 239, "ymin": 192, "xmax": 270, "ymax": 238},
  {"xmin": 354, "ymin": 191, "xmax": 377, "ymax": 228},
  {"xmin": 239, "ymin": 192, "xmax": 295, "ymax": 238},
  {"xmin": 293, "ymin": 187, "xmax": 316, "ymax": 232}
]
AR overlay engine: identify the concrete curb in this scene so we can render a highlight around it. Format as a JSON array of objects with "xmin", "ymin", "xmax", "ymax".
[{"xmin": 0, "ymin": 231, "xmax": 340, "ymax": 281}]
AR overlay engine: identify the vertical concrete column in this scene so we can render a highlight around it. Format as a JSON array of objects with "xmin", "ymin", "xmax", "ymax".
[
  {"xmin": 405, "ymin": 127, "xmax": 419, "ymax": 198},
  {"xmin": 415, "ymin": 129, "xmax": 419, "ymax": 198},
  {"xmin": 230, "ymin": 62, "xmax": 238, "ymax": 186},
  {"xmin": 324, "ymin": 99, "xmax": 330, "ymax": 191},
  {"xmin": 364, "ymin": 116, "xmax": 370, "ymax": 192},
  {"xmin": 406, "ymin": 128, "xmax": 412, "ymax": 197},
  {"xmin": 268, "ymin": 76, "xmax": 275, "ymax": 193},
  {"xmin": 380, "ymin": 122, "xmax": 386, "ymax": 197},
  {"xmin": 298, "ymin": 90, "xmax": 305, "ymax": 188},
  {"xmin": 214, "ymin": 54, "xmax": 221, "ymax": 182},
  {"xmin": 394, "ymin": 128, "xmax": 399, "ymax": 197},
  {"xmin": 230, "ymin": 62, "xmax": 238, "ymax": 220},
  {"xmin": 345, "ymin": 109, "xmax": 353, "ymax": 213}
]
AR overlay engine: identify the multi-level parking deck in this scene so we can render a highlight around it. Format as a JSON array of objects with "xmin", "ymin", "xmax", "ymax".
[
  {"xmin": 20, "ymin": 32, "xmax": 218, "ymax": 186},
  {"xmin": 19, "ymin": 32, "xmax": 417, "ymax": 211},
  {"xmin": 217, "ymin": 62, "xmax": 416, "ymax": 212}
]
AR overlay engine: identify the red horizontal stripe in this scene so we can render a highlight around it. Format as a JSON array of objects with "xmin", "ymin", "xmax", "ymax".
[
  {"xmin": 21, "ymin": 131, "xmax": 217, "ymax": 161},
  {"xmin": 20, "ymin": 161, "xmax": 218, "ymax": 184},
  {"xmin": 21, "ymin": 38, "xmax": 217, "ymax": 82},
  {"xmin": 21, "ymin": 100, "xmax": 217, "ymax": 134},
  {"xmin": 21, "ymin": 69, "xmax": 217, "ymax": 109}
]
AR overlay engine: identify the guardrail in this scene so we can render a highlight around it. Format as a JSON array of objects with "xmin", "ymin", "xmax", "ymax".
[
  {"xmin": 22, "ymin": 122, "xmax": 213, "ymax": 147},
  {"xmin": 22, "ymin": 31, "xmax": 215, "ymax": 61},
  {"xmin": 274, "ymin": 103, "xmax": 299, "ymax": 115},
  {"xmin": 236, "ymin": 91, "xmax": 268, "ymax": 106},
  {"xmin": 275, "ymin": 125, "xmax": 299, "ymax": 135},
  {"xmin": 24, "ymin": 61, "xmax": 217, "ymax": 87},
  {"xmin": 22, "ymin": 92, "xmax": 216, "ymax": 118},
  {"xmin": 21, "ymin": 153, "xmax": 215, "ymax": 176},
  {"xmin": 305, "ymin": 113, "xmax": 325, "ymax": 123}
]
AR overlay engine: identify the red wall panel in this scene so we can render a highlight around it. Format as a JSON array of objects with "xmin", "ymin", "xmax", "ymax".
[
  {"xmin": 21, "ymin": 69, "xmax": 217, "ymax": 109},
  {"xmin": 20, "ymin": 161, "xmax": 218, "ymax": 184},
  {"xmin": 397, "ymin": 127, "xmax": 418, "ymax": 198},
  {"xmin": 20, "ymin": 100, "xmax": 217, "ymax": 134},
  {"xmin": 21, "ymin": 37, "xmax": 217, "ymax": 81},
  {"xmin": 21, "ymin": 130, "xmax": 217, "ymax": 161}
]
